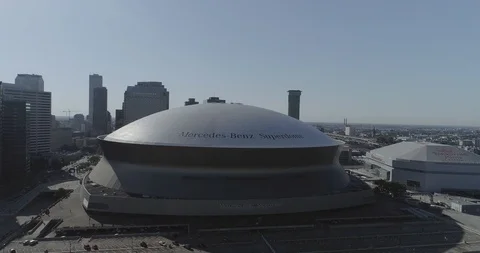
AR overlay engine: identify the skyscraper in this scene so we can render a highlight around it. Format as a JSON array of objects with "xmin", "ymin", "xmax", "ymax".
[
  {"xmin": 205, "ymin": 97, "xmax": 226, "ymax": 103},
  {"xmin": 106, "ymin": 111, "xmax": 112, "ymax": 134},
  {"xmin": 115, "ymin": 109, "xmax": 124, "ymax": 130},
  {"xmin": 1, "ymin": 78, "xmax": 51, "ymax": 154},
  {"xmin": 185, "ymin": 98, "xmax": 199, "ymax": 106},
  {"xmin": 2, "ymin": 100, "xmax": 29, "ymax": 179},
  {"xmin": 72, "ymin": 114, "xmax": 85, "ymax": 131},
  {"xmin": 288, "ymin": 90, "xmax": 302, "ymax": 120},
  {"xmin": 92, "ymin": 87, "xmax": 108, "ymax": 135},
  {"xmin": 15, "ymin": 74, "xmax": 44, "ymax": 91},
  {"xmin": 89, "ymin": 74, "xmax": 103, "ymax": 121},
  {"xmin": 123, "ymin": 82, "xmax": 169, "ymax": 124},
  {"xmin": 0, "ymin": 82, "xmax": 3, "ymax": 180}
]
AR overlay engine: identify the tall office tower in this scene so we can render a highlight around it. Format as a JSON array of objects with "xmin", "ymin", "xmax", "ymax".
[
  {"xmin": 15, "ymin": 74, "xmax": 44, "ymax": 91},
  {"xmin": 115, "ymin": 109, "xmax": 124, "ymax": 130},
  {"xmin": 2, "ymin": 100, "xmax": 29, "ymax": 180},
  {"xmin": 51, "ymin": 115, "xmax": 60, "ymax": 129},
  {"xmin": 92, "ymin": 87, "xmax": 108, "ymax": 135},
  {"xmin": 72, "ymin": 114, "xmax": 85, "ymax": 131},
  {"xmin": 106, "ymin": 111, "xmax": 112, "ymax": 134},
  {"xmin": 89, "ymin": 74, "xmax": 103, "ymax": 121},
  {"xmin": 185, "ymin": 98, "xmax": 199, "ymax": 106},
  {"xmin": 0, "ymin": 82, "xmax": 3, "ymax": 180},
  {"xmin": 287, "ymin": 90, "xmax": 302, "ymax": 120},
  {"xmin": 344, "ymin": 118, "xmax": 355, "ymax": 136},
  {"xmin": 123, "ymin": 82, "xmax": 169, "ymax": 124},
  {"xmin": 1, "ymin": 81, "xmax": 51, "ymax": 154},
  {"xmin": 205, "ymin": 97, "xmax": 226, "ymax": 103}
]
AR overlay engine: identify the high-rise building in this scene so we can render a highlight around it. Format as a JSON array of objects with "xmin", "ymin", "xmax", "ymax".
[
  {"xmin": 1, "ymin": 80, "xmax": 51, "ymax": 154},
  {"xmin": 287, "ymin": 90, "xmax": 302, "ymax": 120},
  {"xmin": 106, "ymin": 111, "xmax": 112, "ymax": 134},
  {"xmin": 72, "ymin": 114, "xmax": 85, "ymax": 131},
  {"xmin": 115, "ymin": 109, "xmax": 124, "ymax": 130},
  {"xmin": 15, "ymin": 74, "xmax": 44, "ymax": 92},
  {"xmin": 0, "ymin": 82, "xmax": 3, "ymax": 180},
  {"xmin": 344, "ymin": 118, "xmax": 355, "ymax": 136},
  {"xmin": 92, "ymin": 87, "xmax": 108, "ymax": 135},
  {"xmin": 1, "ymin": 99, "xmax": 29, "ymax": 180},
  {"xmin": 123, "ymin": 82, "xmax": 169, "ymax": 124},
  {"xmin": 89, "ymin": 74, "xmax": 103, "ymax": 121},
  {"xmin": 185, "ymin": 98, "xmax": 199, "ymax": 106},
  {"xmin": 51, "ymin": 115, "xmax": 60, "ymax": 129},
  {"xmin": 205, "ymin": 97, "xmax": 226, "ymax": 104}
]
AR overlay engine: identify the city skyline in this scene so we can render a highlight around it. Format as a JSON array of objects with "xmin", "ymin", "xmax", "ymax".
[{"xmin": 2, "ymin": 1, "xmax": 480, "ymax": 126}]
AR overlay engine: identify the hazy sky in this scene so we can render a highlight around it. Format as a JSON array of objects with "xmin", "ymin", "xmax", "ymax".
[{"xmin": 1, "ymin": 0, "xmax": 480, "ymax": 126}]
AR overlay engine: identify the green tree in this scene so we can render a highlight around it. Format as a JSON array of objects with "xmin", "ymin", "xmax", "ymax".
[
  {"xmin": 88, "ymin": 155, "xmax": 101, "ymax": 165},
  {"xmin": 77, "ymin": 162, "xmax": 91, "ymax": 170},
  {"xmin": 54, "ymin": 188, "xmax": 69, "ymax": 198}
]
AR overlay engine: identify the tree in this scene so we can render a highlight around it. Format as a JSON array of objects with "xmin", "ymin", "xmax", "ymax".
[
  {"xmin": 88, "ymin": 155, "xmax": 101, "ymax": 165},
  {"xmin": 54, "ymin": 188, "xmax": 69, "ymax": 198},
  {"xmin": 77, "ymin": 162, "xmax": 91, "ymax": 170},
  {"xmin": 373, "ymin": 179, "xmax": 406, "ymax": 198},
  {"xmin": 376, "ymin": 135, "xmax": 399, "ymax": 145}
]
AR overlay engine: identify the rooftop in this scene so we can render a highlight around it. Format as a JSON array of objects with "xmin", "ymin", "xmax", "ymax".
[
  {"xmin": 104, "ymin": 104, "xmax": 339, "ymax": 148},
  {"xmin": 369, "ymin": 141, "xmax": 480, "ymax": 164}
]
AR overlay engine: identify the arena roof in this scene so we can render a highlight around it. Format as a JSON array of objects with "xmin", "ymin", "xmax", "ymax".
[
  {"xmin": 104, "ymin": 103, "xmax": 339, "ymax": 148},
  {"xmin": 369, "ymin": 142, "xmax": 480, "ymax": 164}
]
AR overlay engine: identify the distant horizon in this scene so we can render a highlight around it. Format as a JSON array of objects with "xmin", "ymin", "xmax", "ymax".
[{"xmin": 53, "ymin": 114, "xmax": 479, "ymax": 129}]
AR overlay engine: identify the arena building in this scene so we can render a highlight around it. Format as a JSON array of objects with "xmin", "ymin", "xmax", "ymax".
[
  {"xmin": 80, "ymin": 104, "xmax": 373, "ymax": 216},
  {"xmin": 365, "ymin": 142, "xmax": 480, "ymax": 192}
]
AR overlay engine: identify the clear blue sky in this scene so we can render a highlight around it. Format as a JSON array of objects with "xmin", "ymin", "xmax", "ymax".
[{"xmin": 1, "ymin": 0, "xmax": 480, "ymax": 126}]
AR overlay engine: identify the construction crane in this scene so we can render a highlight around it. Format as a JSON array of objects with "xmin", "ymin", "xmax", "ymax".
[{"xmin": 62, "ymin": 109, "xmax": 79, "ymax": 120}]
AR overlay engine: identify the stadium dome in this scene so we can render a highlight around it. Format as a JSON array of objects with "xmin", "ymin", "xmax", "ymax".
[
  {"xmin": 103, "ymin": 103, "xmax": 339, "ymax": 148},
  {"xmin": 81, "ymin": 104, "xmax": 374, "ymax": 216}
]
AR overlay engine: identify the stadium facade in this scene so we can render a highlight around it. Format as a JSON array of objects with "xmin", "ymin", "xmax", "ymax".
[
  {"xmin": 80, "ymin": 104, "xmax": 374, "ymax": 216},
  {"xmin": 365, "ymin": 142, "xmax": 480, "ymax": 192}
]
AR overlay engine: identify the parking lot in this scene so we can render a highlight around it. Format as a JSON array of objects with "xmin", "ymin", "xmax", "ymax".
[
  {"xmin": 6, "ymin": 221, "xmax": 480, "ymax": 253},
  {"xmin": 5, "ymin": 176, "xmax": 480, "ymax": 253}
]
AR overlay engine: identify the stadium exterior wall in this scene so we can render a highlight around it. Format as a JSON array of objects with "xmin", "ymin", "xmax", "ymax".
[
  {"xmin": 79, "ymin": 182, "xmax": 374, "ymax": 216},
  {"xmin": 87, "ymin": 156, "xmax": 352, "ymax": 199},
  {"xmin": 364, "ymin": 158, "xmax": 480, "ymax": 192}
]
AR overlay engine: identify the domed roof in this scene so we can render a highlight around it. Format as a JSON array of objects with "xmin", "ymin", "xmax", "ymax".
[{"xmin": 104, "ymin": 104, "xmax": 339, "ymax": 148}]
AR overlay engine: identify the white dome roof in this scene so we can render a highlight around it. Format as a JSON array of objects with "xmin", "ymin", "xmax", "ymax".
[{"xmin": 104, "ymin": 104, "xmax": 339, "ymax": 148}]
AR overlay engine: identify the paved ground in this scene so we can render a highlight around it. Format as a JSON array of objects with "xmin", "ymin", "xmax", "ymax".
[
  {"xmin": 6, "ymin": 167, "xmax": 480, "ymax": 252},
  {"xmin": 5, "ymin": 221, "xmax": 480, "ymax": 253},
  {"xmin": 6, "ymin": 195, "xmax": 480, "ymax": 253},
  {"xmin": 0, "ymin": 158, "xmax": 88, "ymax": 244}
]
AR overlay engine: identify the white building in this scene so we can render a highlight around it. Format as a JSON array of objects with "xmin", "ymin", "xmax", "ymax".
[
  {"xmin": 1, "ymin": 79, "xmax": 52, "ymax": 154},
  {"xmin": 123, "ymin": 82, "xmax": 169, "ymax": 125},
  {"xmin": 345, "ymin": 126, "xmax": 355, "ymax": 136},
  {"xmin": 89, "ymin": 74, "xmax": 103, "ymax": 121},
  {"xmin": 364, "ymin": 142, "xmax": 480, "ymax": 192}
]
